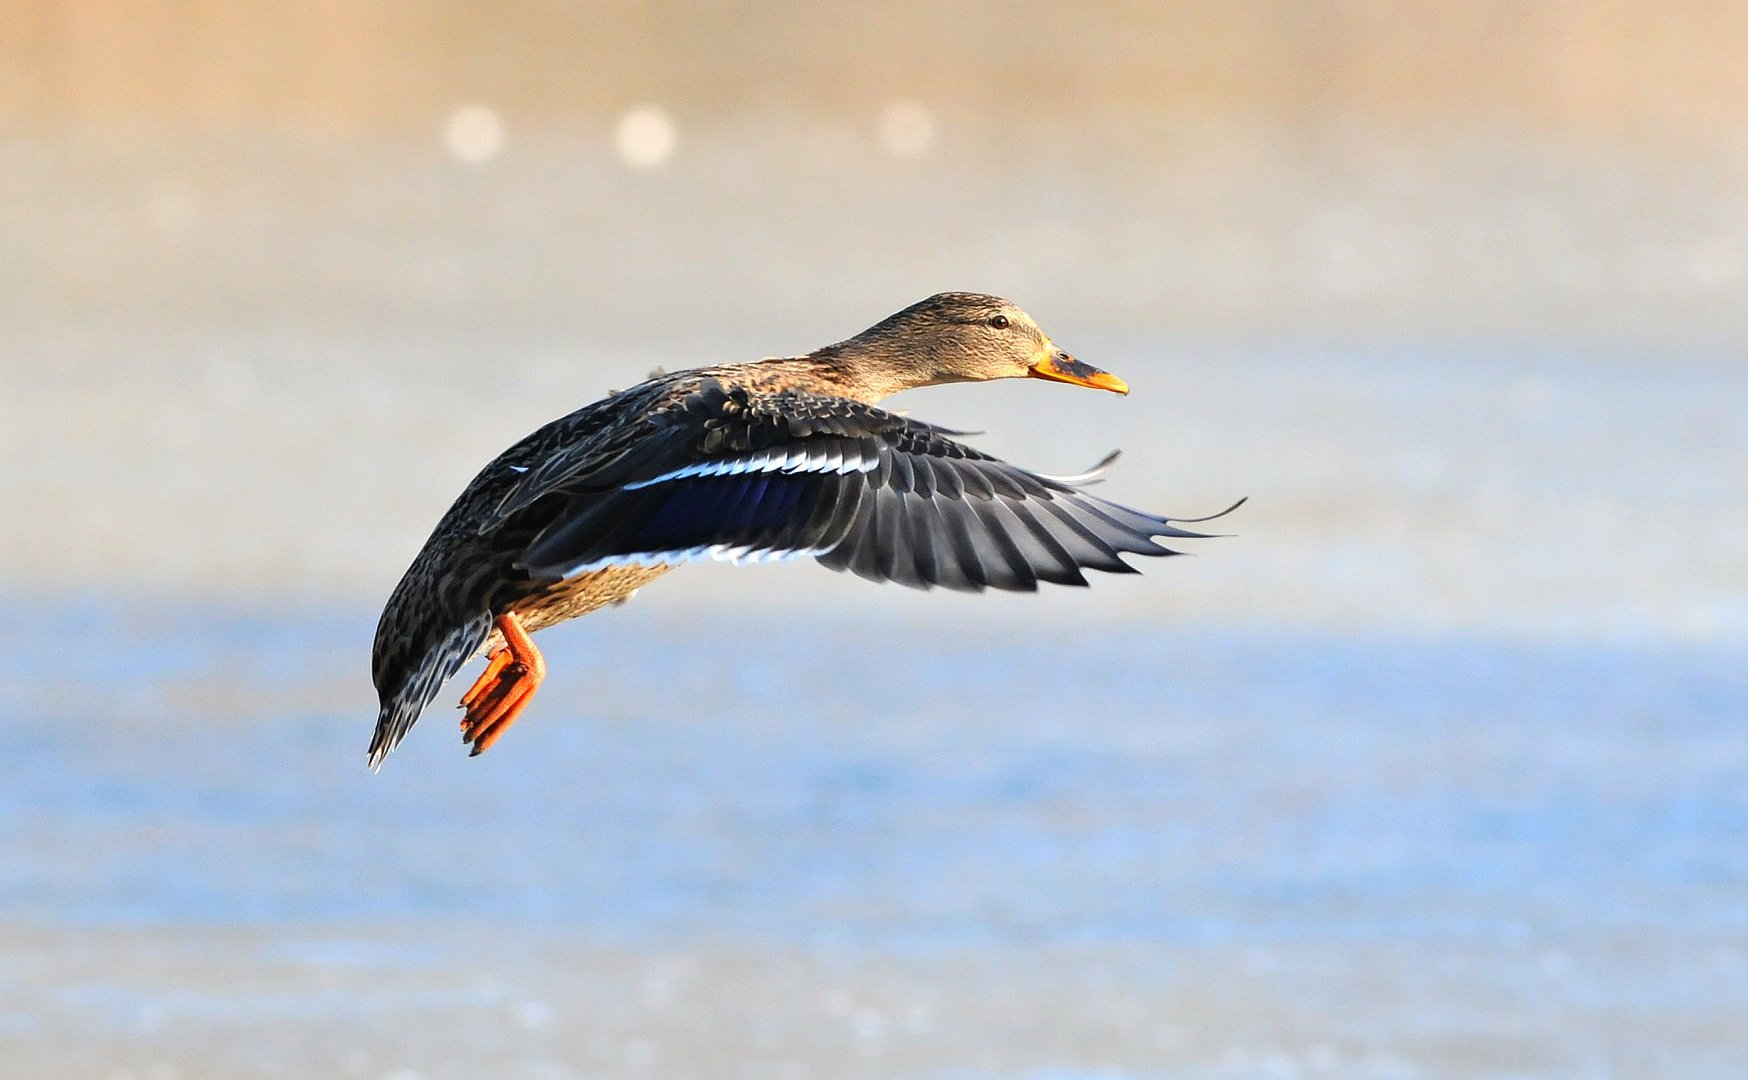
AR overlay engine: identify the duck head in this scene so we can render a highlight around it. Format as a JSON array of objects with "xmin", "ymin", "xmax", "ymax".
[{"xmin": 826, "ymin": 292, "xmax": 1128, "ymax": 399}]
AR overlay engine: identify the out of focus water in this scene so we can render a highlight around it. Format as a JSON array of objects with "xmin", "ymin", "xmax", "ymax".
[
  {"xmin": 3, "ymin": 592, "xmax": 1746, "ymax": 1078},
  {"xmin": 5, "ymin": 318, "xmax": 1748, "ymax": 1078}
]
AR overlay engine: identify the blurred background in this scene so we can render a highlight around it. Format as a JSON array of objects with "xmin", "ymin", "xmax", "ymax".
[{"xmin": 3, "ymin": 3, "xmax": 1746, "ymax": 1078}]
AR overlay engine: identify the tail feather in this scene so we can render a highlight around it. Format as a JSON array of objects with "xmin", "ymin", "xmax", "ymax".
[{"xmin": 368, "ymin": 613, "xmax": 492, "ymax": 771}]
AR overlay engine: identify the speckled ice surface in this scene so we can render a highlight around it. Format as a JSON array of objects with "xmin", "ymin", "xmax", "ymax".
[{"xmin": 2, "ymin": 601, "xmax": 1745, "ymax": 1078}]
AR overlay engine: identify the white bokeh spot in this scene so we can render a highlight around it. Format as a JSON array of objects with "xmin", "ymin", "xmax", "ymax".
[
  {"xmin": 443, "ymin": 105, "xmax": 505, "ymax": 164},
  {"xmin": 616, "ymin": 106, "xmax": 678, "ymax": 169}
]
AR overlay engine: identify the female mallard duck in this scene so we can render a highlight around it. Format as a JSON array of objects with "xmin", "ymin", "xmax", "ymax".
[{"xmin": 369, "ymin": 293, "xmax": 1234, "ymax": 769}]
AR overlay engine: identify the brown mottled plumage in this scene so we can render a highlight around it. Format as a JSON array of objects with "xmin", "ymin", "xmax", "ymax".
[{"xmin": 368, "ymin": 293, "xmax": 1236, "ymax": 769}]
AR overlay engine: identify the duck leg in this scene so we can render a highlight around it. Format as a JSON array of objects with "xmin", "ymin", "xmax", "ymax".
[{"xmin": 458, "ymin": 612, "xmax": 546, "ymax": 756}]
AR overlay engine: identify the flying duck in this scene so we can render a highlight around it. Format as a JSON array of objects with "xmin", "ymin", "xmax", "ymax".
[{"xmin": 369, "ymin": 292, "xmax": 1235, "ymax": 768}]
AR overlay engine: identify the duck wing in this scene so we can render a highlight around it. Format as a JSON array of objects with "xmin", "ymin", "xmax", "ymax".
[{"xmin": 511, "ymin": 379, "xmax": 1238, "ymax": 593}]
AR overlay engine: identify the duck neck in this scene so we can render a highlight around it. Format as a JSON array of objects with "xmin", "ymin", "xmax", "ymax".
[{"xmin": 749, "ymin": 344, "xmax": 919, "ymax": 404}]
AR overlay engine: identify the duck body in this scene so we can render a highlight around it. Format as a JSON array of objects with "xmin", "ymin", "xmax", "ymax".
[{"xmin": 368, "ymin": 294, "xmax": 1233, "ymax": 769}]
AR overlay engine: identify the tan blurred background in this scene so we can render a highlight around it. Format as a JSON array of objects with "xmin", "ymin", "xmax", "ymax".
[
  {"xmin": 3, "ymin": 1, "xmax": 1745, "ymax": 631},
  {"xmin": 8, "ymin": 1, "xmax": 1748, "ymax": 339}
]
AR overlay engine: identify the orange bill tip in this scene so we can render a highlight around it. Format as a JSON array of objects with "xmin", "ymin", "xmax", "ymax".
[{"xmin": 1028, "ymin": 353, "xmax": 1130, "ymax": 395}]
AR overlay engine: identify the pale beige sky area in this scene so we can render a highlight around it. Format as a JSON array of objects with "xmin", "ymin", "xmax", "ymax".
[{"xmin": 4, "ymin": 3, "xmax": 1744, "ymax": 628}]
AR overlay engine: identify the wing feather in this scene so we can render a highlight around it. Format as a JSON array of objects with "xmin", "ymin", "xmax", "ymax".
[{"xmin": 500, "ymin": 381, "xmax": 1233, "ymax": 590}]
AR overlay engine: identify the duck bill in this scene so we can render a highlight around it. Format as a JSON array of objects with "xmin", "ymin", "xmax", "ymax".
[{"xmin": 1028, "ymin": 352, "xmax": 1129, "ymax": 395}]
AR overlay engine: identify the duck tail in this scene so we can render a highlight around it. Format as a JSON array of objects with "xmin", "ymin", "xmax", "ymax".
[{"xmin": 368, "ymin": 611, "xmax": 492, "ymax": 772}]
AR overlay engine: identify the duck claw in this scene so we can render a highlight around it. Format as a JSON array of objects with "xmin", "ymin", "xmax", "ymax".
[{"xmin": 454, "ymin": 613, "xmax": 545, "ymax": 756}]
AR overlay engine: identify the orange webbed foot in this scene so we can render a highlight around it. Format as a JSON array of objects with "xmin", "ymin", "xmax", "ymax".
[{"xmin": 457, "ymin": 613, "xmax": 546, "ymax": 756}]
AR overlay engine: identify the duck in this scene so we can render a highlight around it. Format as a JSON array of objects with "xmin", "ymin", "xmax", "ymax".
[{"xmin": 368, "ymin": 292, "xmax": 1236, "ymax": 769}]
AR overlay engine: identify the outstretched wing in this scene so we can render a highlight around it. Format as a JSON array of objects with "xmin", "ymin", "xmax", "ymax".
[{"xmin": 510, "ymin": 379, "xmax": 1236, "ymax": 592}]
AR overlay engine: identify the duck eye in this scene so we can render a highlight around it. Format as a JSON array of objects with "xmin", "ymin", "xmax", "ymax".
[{"xmin": 988, "ymin": 315, "xmax": 1010, "ymax": 330}]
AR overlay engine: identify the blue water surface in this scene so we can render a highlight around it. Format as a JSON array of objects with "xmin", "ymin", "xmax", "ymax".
[{"xmin": 3, "ymin": 598, "xmax": 1742, "ymax": 954}]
